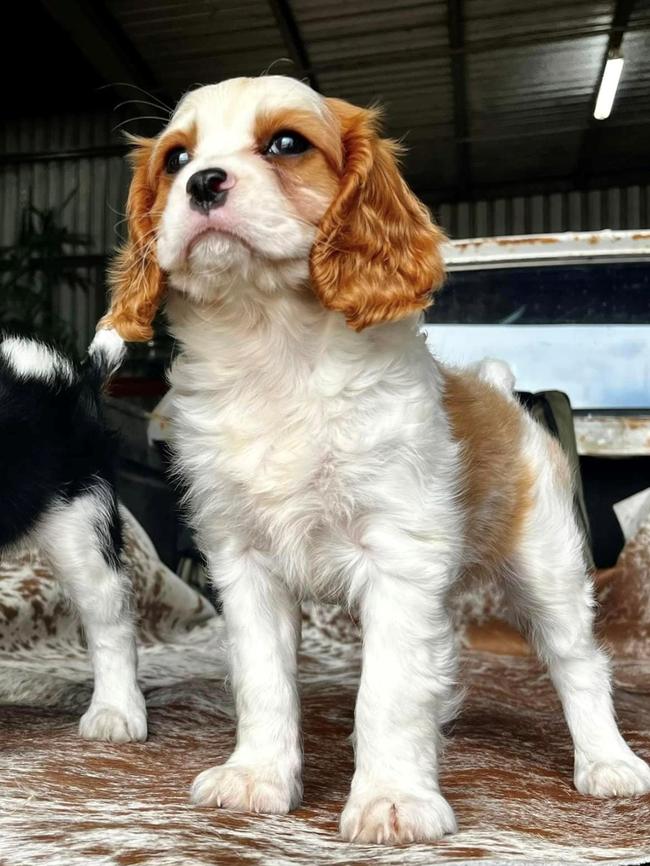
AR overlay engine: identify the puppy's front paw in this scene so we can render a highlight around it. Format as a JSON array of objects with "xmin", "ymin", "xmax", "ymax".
[
  {"xmin": 79, "ymin": 692, "xmax": 147, "ymax": 743},
  {"xmin": 191, "ymin": 763, "xmax": 300, "ymax": 814},
  {"xmin": 575, "ymin": 755, "xmax": 650, "ymax": 798},
  {"xmin": 340, "ymin": 790, "xmax": 457, "ymax": 844}
]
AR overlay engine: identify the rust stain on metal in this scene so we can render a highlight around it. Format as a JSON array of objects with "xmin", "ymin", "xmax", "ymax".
[
  {"xmin": 451, "ymin": 236, "xmax": 560, "ymax": 250},
  {"xmin": 575, "ymin": 415, "xmax": 650, "ymax": 457},
  {"xmin": 449, "ymin": 231, "xmax": 650, "ymax": 258},
  {"xmin": 495, "ymin": 236, "xmax": 558, "ymax": 246},
  {"xmin": 621, "ymin": 417, "xmax": 650, "ymax": 430}
]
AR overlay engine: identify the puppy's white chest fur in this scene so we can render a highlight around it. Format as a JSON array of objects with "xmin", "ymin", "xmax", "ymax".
[{"xmin": 167, "ymin": 294, "xmax": 459, "ymax": 599}]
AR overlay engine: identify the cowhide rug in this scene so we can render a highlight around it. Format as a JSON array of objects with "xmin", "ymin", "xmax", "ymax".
[{"xmin": 1, "ymin": 509, "xmax": 649, "ymax": 866}]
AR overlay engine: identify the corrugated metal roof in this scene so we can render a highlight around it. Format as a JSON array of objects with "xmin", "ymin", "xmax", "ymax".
[
  {"xmin": 464, "ymin": 0, "xmax": 615, "ymax": 44},
  {"xmin": 469, "ymin": 37, "xmax": 605, "ymax": 114},
  {"xmin": 64, "ymin": 0, "xmax": 650, "ymax": 199},
  {"xmin": 614, "ymin": 29, "xmax": 650, "ymax": 120},
  {"xmin": 106, "ymin": 0, "xmax": 288, "ymax": 96}
]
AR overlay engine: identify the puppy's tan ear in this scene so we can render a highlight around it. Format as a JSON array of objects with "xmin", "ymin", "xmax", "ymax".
[
  {"xmin": 99, "ymin": 137, "xmax": 165, "ymax": 342},
  {"xmin": 310, "ymin": 101, "xmax": 445, "ymax": 331}
]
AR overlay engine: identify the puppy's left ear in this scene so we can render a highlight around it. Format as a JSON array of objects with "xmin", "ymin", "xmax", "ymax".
[{"xmin": 310, "ymin": 100, "xmax": 446, "ymax": 331}]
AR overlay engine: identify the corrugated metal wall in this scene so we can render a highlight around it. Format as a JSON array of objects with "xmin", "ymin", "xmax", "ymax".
[
  {"xmin": 436, "ymin": 185, "xmax": 650, "ymax": 238},
  {"xmin": 0, "ymin": 113, "xmax": 131, "ymax": 251},
  {"xmin": 2, "ymin": 113, "xmax": 649, "ymax": 348},
  {"xmin": 0, "ymin": 114, "xmax": 131, "ymax": 353}
]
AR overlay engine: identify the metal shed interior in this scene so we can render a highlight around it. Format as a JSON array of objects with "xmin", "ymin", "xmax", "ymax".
[
  {"xmin": 1, "ymin": 0, "xmax": 649, "ymax": 345},
  {"xmin": 6, "ymin": 0, "xmax": 649, "ymax": 196},
  {"xmin": 2, "ymin": 2, "xmax": 649, "ymax": 569}
]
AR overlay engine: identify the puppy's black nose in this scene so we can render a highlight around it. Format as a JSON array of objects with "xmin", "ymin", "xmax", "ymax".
[{"xmin": 186, "ymin": 168, "xmax": 229, "ymax": 213}]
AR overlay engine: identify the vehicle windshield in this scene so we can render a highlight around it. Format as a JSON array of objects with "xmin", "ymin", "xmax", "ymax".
[
  {"xmin": 426, "ymin": 262, "xmax": 650, "ymax": 325},
  {"xmin": 423, "ymin": 261, "xmax": 650, "ymax": 411}
]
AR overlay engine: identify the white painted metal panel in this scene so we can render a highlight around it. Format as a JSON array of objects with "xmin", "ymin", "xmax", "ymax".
[{"xmin": 443, "ymin": 229, "xmax": 650, "ymax": 268}]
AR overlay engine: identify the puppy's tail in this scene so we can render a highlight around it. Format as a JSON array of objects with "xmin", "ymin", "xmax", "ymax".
[
  {"xmin": 474, "ymin": 357, "xmax": 516, "ymax": 397},
  {"xmin": 84, "ymin": 328, "xmax": 126, "ymax": 389}
]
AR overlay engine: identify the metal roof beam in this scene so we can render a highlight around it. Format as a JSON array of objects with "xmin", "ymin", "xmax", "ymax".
[
  {"xmin": 267, "ymin": 0, "xmax": 319, "ymax": 92},
  {"xmin": 40, "ymin": 0, "xmax": 169, "ymax": 106},
  {"xmin": 447, "ymin": 0, "xmax": 471, "ymax": 196},
  {"xmin": 573, "ymin": 0, "xmax": 637, "ymax": 183}
]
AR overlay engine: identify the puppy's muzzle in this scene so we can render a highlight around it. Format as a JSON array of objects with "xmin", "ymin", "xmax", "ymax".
[{"xmin": 187, "ymin": 168, "xmax": 230, "ymax": 214}]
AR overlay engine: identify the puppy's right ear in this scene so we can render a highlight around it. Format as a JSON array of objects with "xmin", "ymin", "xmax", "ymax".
[{"xmin": 99, "ymin": 137, "xmax": 165, "ymax": 342}]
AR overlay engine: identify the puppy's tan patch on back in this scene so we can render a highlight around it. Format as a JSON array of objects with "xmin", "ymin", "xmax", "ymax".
[{"xmin": 443, "ymin": 369, "xmax": 533, "ymax": 574}]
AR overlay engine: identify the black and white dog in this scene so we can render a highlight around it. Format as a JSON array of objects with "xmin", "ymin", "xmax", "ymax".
[{"xmin": 0, "ymin": 329, "xmax": 147, "ymax": 742}]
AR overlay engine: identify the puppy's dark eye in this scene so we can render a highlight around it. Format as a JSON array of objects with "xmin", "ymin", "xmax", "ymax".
[
  {"xmin": 165, "ymin": 147, "xmax": 191, "ymax": 174},
  {"xmin": 265, "ymin": 130, "xmax": 311, "ymax": 157}
]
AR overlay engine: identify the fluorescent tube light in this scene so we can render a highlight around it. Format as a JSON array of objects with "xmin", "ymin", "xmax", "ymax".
[{"xmin": 594, "ymin": 55, "xmax": 624, "ymax": 120}]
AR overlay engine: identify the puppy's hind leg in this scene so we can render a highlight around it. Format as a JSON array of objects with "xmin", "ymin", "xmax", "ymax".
[
  {"xmin": 506, "ymin": 452, "xmax": 650, "ymax": 798},
  {"xmin": 40, "ymin": 491, "xmax": 147, "ymax": 743}
]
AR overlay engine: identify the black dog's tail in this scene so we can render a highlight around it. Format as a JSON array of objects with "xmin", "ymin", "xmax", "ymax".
[{"xmin": 84, "ymin": 328, "xmax": 126, "ymax": 391}]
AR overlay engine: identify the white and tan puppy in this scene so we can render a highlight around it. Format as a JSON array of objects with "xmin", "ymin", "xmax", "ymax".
[{"xmin": 101, "ymin": 76, "xmax": 650, "ymax": 844}]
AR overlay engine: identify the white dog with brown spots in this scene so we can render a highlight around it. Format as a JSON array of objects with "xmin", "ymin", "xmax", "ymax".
[{"xmin": 99, "ymin": 75, "xmax": 650, "ymax": 844}]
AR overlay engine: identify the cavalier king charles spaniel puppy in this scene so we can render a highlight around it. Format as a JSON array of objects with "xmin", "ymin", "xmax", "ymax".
[
  {"xmin": 0, "ymin": 330, "xmax": 146, "ymax": 743},
  {"xmin": 99, "ymin": 75, "xmax": 649, "ymax": 843}
]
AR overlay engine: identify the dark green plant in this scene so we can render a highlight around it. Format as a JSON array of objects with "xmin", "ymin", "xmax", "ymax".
[{"xmin": 0, "ymin": 191, "xmax": 92, "ymax": 357}]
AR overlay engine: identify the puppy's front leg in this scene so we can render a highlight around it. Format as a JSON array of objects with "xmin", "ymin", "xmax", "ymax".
[
  {"xmin": 192, "ymin": 548, "xmax": 302, "ymax": 814},
  {"xmin": 341, "ymin": 573, "xmax": 458, "ymax": 844}
]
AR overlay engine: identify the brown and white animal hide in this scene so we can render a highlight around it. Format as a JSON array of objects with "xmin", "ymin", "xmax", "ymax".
[{"xmin": 0, "ymin": 510, "xmax": 649, "ymax": 865}]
